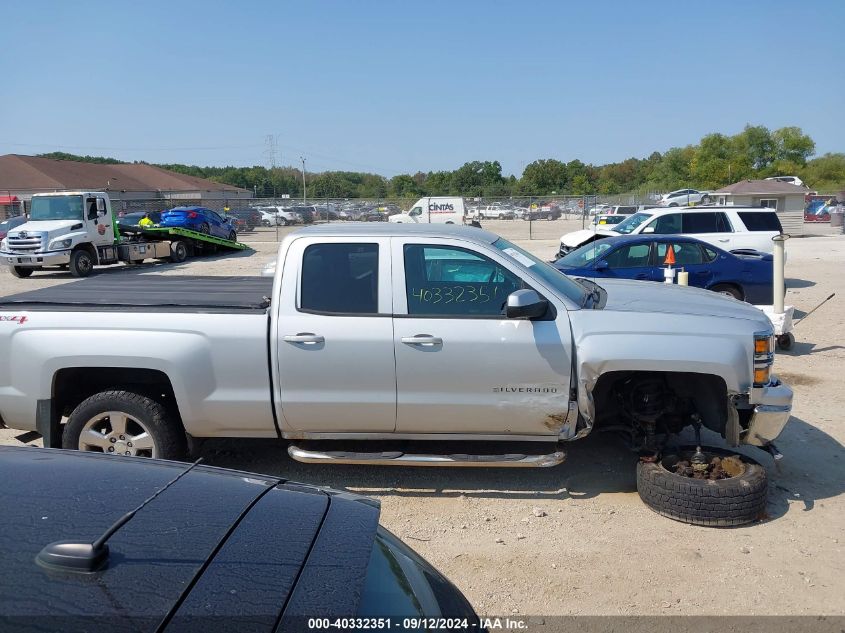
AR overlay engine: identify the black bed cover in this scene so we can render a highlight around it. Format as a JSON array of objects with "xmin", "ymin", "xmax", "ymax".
[{"xmin": 0, "ymin": 276, "xmax": 274, "ymax": 312}]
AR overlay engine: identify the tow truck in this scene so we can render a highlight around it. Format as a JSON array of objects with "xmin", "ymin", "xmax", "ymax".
[{"xmin": 0, "ymin": 192, "xmax": 247, "ymax": 278}]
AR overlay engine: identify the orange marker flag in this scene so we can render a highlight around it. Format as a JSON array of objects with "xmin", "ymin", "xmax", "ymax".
[{"xmin": 664, "ymin": 245, "xmax": 676, "ymax": 265}]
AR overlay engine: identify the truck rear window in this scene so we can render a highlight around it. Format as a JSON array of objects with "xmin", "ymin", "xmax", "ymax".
[
  {"xmin": 738, "ymin": 212, "xmax": 782, "ymax": 232},
  {"xmin": 301, "ymin": 243, "xmax": 379, "ymax": 314}
]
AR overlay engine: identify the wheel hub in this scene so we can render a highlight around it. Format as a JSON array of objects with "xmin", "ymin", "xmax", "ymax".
[{"xmin": 79, "ymin": 411, "xmax": 156, "ymax": 458}]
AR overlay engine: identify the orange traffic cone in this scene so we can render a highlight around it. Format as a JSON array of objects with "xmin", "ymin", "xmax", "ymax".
[{"xmin": 664, "ymin": 245, "xmax": 676, "ymax": 266}]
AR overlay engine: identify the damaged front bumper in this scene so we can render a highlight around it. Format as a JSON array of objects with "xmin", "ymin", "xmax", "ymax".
[{"xmin": 743, "ymin": 375, "xmax": 793, "ymax": 447}]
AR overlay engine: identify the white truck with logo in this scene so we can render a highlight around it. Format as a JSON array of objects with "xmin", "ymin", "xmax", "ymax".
[
  {"xmin": 389, "ymin": 197, "xmax": 467, "ymax": 224},
  {"xmin": 1, "ymin": 192, "xmax": 244, "ymax": 278}
]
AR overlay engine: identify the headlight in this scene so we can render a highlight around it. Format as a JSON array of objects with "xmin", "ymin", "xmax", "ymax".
[
  {"xmin": 753, "ymin": 331, "xmax": 775, "ymax": 387},
  {"xmin": 49, "ymin": 238, "xmax": 73, "ymax": 250}
]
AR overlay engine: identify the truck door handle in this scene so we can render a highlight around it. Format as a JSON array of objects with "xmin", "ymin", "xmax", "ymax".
[
  {"xmin": 718, "ymin": 239, "xmax": 729, "ymax": 243},
  {"xmin": 401, "ymin": 335, "xmax": 443, "ymax": 346},
  {"xmin": 283, "ymin": 333, "xmax": 324, "ymax": 345}
]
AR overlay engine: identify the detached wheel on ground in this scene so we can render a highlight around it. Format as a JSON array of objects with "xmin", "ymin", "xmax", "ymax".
[
  {"xmin": 63, "ymin": 390, "xmax": 186, "ymax": 460},
  {"xmin": 69, "ymin": 249, "xmax": 94, "ymax": 278},
  {"xmin": 777, "ymin": 332, "xmax": 795, "ymax": 350},
  {"xmin": 636, "ymin": 446, "xmax": 768, "ymax": 527},
  {"xmin": 10, "ymin": 266, "xmax": 33, "ymax": 278}
]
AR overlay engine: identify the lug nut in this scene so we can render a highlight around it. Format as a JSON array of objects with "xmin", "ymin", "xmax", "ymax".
[
  {"xmin": 125, "ymin": 451, "xmax": 131, "ymax": 455},
  {"xmin": 119, "ymin": 435, "xmax": 126, "ymax": 440},
  {"xmin": 108, "ymin": 447, "xmax": 114, "ymax": 452},
  {"xmin": 109, "ymin": 437, "xmax": 117, "ymax": 443},
  {"xmin": 127, "ymin": 442, "xmax": 133, "ymax": 448}
]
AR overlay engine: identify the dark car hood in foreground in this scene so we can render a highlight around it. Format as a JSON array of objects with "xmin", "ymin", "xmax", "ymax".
[{"xmin": 0, "ymin": 447, "xmax": 379, "ymax": 633}]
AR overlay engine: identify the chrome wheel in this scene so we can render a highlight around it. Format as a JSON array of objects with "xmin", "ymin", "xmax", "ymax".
[{"xmin": 79, "ymin": 411, "xmax": 157, "ymax": 458}]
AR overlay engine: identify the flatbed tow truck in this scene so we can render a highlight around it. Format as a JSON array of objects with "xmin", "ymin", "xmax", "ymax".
[{"xmin": 0, "ymin": 192, "xmax": 247, "ymax": 278}]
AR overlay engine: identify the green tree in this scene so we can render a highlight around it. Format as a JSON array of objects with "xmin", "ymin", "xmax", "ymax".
[
  {"xmin": 521, "ymin": 159, "xmax": 568, "ymax": 194},
  {"xmin": 772, "ymin": 127, "xmax": 815, "ymax": 166}
]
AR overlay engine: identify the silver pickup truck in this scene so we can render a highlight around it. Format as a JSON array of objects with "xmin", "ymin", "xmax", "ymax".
[{"xmin": 0, "ymin": 224, "xmax": 793, "ymax": 525}]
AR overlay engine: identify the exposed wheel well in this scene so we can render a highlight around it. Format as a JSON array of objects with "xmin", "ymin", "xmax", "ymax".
[
  {"xmin": 53, "ymin": 367, "xmax": 181, "ymax": 424},
  {"xmin": 591, "ymin": 370, "xmax": 729, "ymax": 436},
  {"xmin": 709, "ymin": 282, "xmax": 744, "ymax": 301}
]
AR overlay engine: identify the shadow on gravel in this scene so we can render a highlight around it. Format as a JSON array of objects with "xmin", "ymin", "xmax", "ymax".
[
  {"xmin": 762, "ymin": 415, "xmax": 845, "ymax": 519},
  {"xmin": 196, "ymin": 415, "xmax": 844, "ymax": 517},
  {"xmin": 196, "ymin": 431, "xmax": 638, "ymax": 501},
  {"xmin": 786, "ymin": 278, "xmax": 816, "ymax": 289}
]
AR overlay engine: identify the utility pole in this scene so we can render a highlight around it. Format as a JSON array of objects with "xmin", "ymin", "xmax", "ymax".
[{"xmin": 300, "ymin": 156, "xmax": 307, "ymax": 202}]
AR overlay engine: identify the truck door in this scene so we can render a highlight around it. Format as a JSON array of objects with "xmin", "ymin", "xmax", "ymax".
[
  {"xmin": 391, "ymin": 238, "xmax": 573, "ymax": 436},
  {"xmin": 274, "ymin": 237, "xmax": 396, "ymax": 432},
  {"xmin": 88, "ymin": 197, "xmax": 115, "ymax": 247}
]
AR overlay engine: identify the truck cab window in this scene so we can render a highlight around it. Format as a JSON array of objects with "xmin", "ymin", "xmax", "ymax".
[
  {"xmin": 301, "ymin": 243, "xmax": 379, "ymax": 314},
  {"xmin": 87, "ymin": 199, "xmax": 98, "ymax": 220},
  {"xmin": 403, "ymin": 244, "xmax": 521, "ymax": 317},
  {"xmin": 409, "ymin": 207, "xmax": 422, "ymax": 217}
]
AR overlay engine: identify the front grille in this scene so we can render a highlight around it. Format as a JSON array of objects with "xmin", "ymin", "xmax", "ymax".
[{"xmin": 7, "ymin": 233, "xmax": 45, "ymax": 252}]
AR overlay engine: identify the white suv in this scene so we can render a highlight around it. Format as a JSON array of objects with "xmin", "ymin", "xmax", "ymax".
[
  {"xmin": 558, "ymin": 206, "xmax": 783, "ymax": 257},
  {"xmin": 659, "ymin": 189, "xmax": 712, "ymax": 207}
]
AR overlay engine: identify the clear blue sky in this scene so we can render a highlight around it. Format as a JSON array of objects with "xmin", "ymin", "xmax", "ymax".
[{"xmin": 2, "ymin": 0, "xmax": 843, "ymax": 177}]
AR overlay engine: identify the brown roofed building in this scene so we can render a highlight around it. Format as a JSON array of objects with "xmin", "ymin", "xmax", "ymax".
[{"xmin": 0, "ymin": 154, "xmax": 252, "ymax": 219}]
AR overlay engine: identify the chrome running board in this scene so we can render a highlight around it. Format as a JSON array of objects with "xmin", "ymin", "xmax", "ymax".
[{"xmin": 287, "ymin": 445, "xmax": 566, "ymax": 468}]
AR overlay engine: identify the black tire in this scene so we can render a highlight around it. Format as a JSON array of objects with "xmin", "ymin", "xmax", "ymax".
[
  {"xmin": 69, "ymin": 249, "xmax": 94, "ymax": 278},
  {"xmin": 711, "ymin": 283, "xmax": 744, "ymax": 301},
  {"xmin": 701, "ymin": 195, "xmax": 712, "ymax": 204},
  {"xmin": 169, "ymin": 240, "xmax": 188, "ymax": 263},
  {"xmin": 199, "ymin": 222, "xmax": 210, "ymax": 234},
  {"xmin": 669, "ymin": 203, "xmax": 679, "ymax": 207},
  {"xmin": 11, "ymin": 266, "xmax": 33, "ymax": 278},
  {"xmin": 547, "ymin": 213, "xmax": 554, "ymax": 221},
  {"xmin": 777, "ymin": 332, "xmax": 794, "ymax": 350},
  {"xmin": 227, "ymin": 230, "xmax": 237, "ymax": 242},
  {"xmin": 63, "ymin": 390, "xmax": 186, "ymax": 460},
  {"xmin": 637, "ymin": 447, "xmax": 768, "ymax": 527},
  {"xmin": 478, "ymin": 214, "xmax": 485, "ymax": 220}
]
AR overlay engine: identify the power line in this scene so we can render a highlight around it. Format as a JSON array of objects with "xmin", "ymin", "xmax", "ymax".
[{"xmin": 0, "ymin": 141, "xmax": 264, "ymax": 152}]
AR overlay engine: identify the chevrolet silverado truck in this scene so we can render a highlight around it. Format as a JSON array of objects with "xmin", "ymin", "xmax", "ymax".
[{"xmin": 0, "ymin": 224, "xmax": 793, "ymax": 526}]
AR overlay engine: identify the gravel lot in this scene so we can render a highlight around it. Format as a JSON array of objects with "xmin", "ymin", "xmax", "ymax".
[{"xmin": 1, "ymin": 219, "xmax": 843, "ymax": 616}]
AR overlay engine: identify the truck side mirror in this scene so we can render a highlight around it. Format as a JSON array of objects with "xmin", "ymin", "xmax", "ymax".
[{"xmin": 506, "ymin": 289, "xmax": 547, "ymax": 320}]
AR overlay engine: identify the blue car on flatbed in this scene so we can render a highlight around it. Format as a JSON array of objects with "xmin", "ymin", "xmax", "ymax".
[
  {"xmin": 159, "ymin": 206, "xmax": 237, "ymax": 241},
  {"xmin": 554, "ymin": 234, "xmax": 774, "ymax": 304}
]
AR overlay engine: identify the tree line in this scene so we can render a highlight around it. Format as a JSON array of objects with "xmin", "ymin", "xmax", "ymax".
[{"xmin": 39, "ymin": 125, "xmax": 845, "ymax": 199}]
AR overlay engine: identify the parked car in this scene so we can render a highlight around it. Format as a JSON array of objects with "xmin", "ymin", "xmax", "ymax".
[
  {"xmin": 554, "ymin": 234, "xmax": 774, "ymax": 303},
  {"xmin": 0, "ymin": 215, "xmax": 27, "ymax": 240},
  {"xmin": 0, "ymin": 446, "xmax": 480, "ymax": 627},
  {"xmin": 591, "ymin": 213, "xmax": 628, "ymax": 227},
  {"xmin": 160, "ymin": 206, "xmax": 237, "ymax": 241},
  {"xmin": 658, "ymin": 189, "xmax": 712, "ymax": 207},
  {"xmin": 522, "ymin": 204, "xmax": 562, "ymax": 221},
  {"xmin": 225, "ymin": 208, "xmax": 261, "ymax": 232},
  {"xmin": 607, "ymin": 205, "xmax": 638, "ymax": 215},
  {"xmin": 288, "ymin": 205, "xmax": 316, "ymax": 224},
  {"xmin": 116, "ymin": 211, "xmax": 162, "ymax": 230},
  {"xmin": 804, "ymin": 198, "xmax": 835, "ymax": 222},
  {"xmin": 559, "ymin": 206, "xmax": 783, "ymax": 257},
  {"xmin": 474, "ymin": 205, "xmax": 515, "ymax": 220},
  {"xmin": 586, "ymin": 204, "xmax": 613, "ymax": 216},
  {"xmin": 0, "ymin": 223, "xmax": 792, "ymax": 526}
]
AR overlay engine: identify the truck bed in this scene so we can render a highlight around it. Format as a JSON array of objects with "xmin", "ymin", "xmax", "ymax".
[{"xmin": 0, "ymin": 276, "xmax": 273, "ymax": 313}]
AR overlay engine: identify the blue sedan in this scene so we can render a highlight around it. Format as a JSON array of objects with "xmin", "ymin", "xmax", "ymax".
[
  {"xmin": 159, "ymin": 206, "xmax": 237, "ymax": 240},
  {"xmin": 554, "ymin": 234, "xmax": 774, "ymax": 304}
]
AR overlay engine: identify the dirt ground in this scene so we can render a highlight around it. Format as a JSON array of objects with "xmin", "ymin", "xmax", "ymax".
[{"xmin": 1, "ymin": 219, "xmax": 843, "ymax": 616}]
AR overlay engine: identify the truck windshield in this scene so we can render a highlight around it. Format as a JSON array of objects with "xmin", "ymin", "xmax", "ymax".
[
  {"xmin": 29, "ymin": 196, "xmax": 84, "ymax": 221},
  {"xmin": 492, "ymin": 238, "xmax": 586, "ymax": 306},
  {"xmin": 612, "ymin": 212, "xmax": 652, "ymax": 234}
]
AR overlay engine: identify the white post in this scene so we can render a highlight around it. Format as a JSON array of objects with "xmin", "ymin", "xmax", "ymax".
[
  {"xmin": 677, "ymin": 270, "xmax": 689, "ymax": 286},
  {"xmin": 772, "ymin": 234, "xmax": 789, "ymax": 314},
  {"xmin": 663, "ymin": 266, "xmax": 675, "ymax": 284}
]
